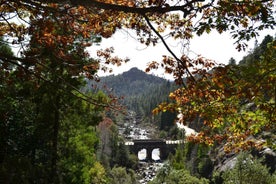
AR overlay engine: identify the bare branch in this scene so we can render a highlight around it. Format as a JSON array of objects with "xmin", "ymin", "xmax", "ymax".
[{"xmin": 143, "ymin": 14, "xmax": 195, "ymax": 86}]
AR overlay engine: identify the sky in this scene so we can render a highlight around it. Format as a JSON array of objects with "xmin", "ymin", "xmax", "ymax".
[{"xmin": 88, "ymin": 28, "xmax": 274, "ymax": 79}]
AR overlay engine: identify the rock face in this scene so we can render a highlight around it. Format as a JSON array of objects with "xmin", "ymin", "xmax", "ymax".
[
  {"xmin": 255, "ymin": 147, "xmax": 276, "ymax": 173},
  {"xmin": 218, "ymin": 156, "xmax": 237, "ymax": 172},
  {"xmin": 213, "ymin": 130, "xmax": 276, "ymax": 174},
  {"xmin": 213, "ymin": 146, "xmax": 276, "ymax": 174}
]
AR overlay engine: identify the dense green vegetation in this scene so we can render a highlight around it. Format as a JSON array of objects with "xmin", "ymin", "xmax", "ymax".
[
  {"xmin": 86, "ymin": 67, "xmax": 178, "ymax": 131},
  {"xmin": 1, "ymin": 34, "xmax": 275, "ymax": 183},
  {"xmin": 149, "ymin": 165, "xmax": 209, "ymax": 184},
  {"xmin": 0, "ymin": 35, "xmax": 109, "ymax": 183},
  {"xmin": 0, "ymin": 0, "xmax": 275, "ymax": 183},
  {"xmin": 149, "ymin": 34, "xmax": 276, "ymax": 183},
  {"xmin": 221, "ymin": 152, "xmax": 276, "ymax": 184},
  {"xmin": 0, "ymin": 35, "xmax": 137, "ymax": 183}
]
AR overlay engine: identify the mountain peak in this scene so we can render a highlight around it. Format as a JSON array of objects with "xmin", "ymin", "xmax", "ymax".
[
  {"xmin": 122, "ymin": 67, "xmax": 144, "ymax": 78},
  {"xmin": 121, "ymin": 67, "xmax": 163, "ymax": 82},
  {"xmin": 128, "ymin": 67, "xmax": 140, "ymax": 72}
]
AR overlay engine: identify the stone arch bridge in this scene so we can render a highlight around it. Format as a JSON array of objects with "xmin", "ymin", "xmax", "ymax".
[{"xmin": 125, "ymin": 139, "xmax": 184, "ymax": 161}]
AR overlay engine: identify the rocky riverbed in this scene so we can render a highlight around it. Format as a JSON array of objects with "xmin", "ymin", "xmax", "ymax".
[
  {"xmin": 137, "ymin": 162, "xmax": 164, "ymax": 184},
  {"xmin": 118, "ymin": 111, "xmax": 164, "ymax": 183}
]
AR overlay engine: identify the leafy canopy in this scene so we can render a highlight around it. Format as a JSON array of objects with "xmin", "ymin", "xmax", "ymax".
[
  {"xmin": 154, "ymin": 36, "xmax": 276, "ymax": 152},
  {"xmin": 1, "ymin": 0, "xmax": 275, "ymax": 152}
]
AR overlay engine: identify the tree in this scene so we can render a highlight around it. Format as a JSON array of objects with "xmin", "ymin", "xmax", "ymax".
[
  {"xmin": 222, "ymin": 152, "xmax": 276, "ymax": 184},
  {"xmin": 88, "ymin": 161, "xmax": 108, "ymax": 184},
  {"xmin": 228, "ymin": 57, "xmax": 236, "ymax": 65},
  {"xmin": 150, "ymin": 167, "xmax": 209, "ymax": 184},
  {"xmin": 110, "ymin": 167, "xmax": 137, "ymax": 184},
  {"xmin": 97, "ymin": 117, "xmax": 137, "ymax": 170},
  {"xmin": 1, "ymin": 1, "xmax": 274, "ymax": 80},
  {"xmin": 58, "ymin": 92, "xmax": 107, "ymax": 183},
  {"xmin": 239, "ymin": 35, "xmax": 274, "ymax": 65},
  {"xmin": 0, "ymin": 43, "xmax": 108, "ymax": 182},
  {"xmin": 1, "ymin": 0, "xmax": 275, "ymax": 157},
  {"xmin": 0, "ymin": 38, "xmax": 52, "ymax": 182},
  {"xmin": 20, "ymin": 14, "xmax": 105, "ymax": 181},
  {"xmin": 160, "ymin": 111, "xmax": 177, "ymax": 130},
  {"xmin": 0, "ymin": 11, "xmax": 110, "ymax": 182},
  {"xmin": 153, "ymin": 36, "xmax": 276, "ymax": 152}
]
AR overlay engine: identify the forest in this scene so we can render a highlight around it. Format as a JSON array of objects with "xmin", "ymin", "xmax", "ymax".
[{"xmin": 0, "ymin": 0, "xmax": 275, "ymax": 183}]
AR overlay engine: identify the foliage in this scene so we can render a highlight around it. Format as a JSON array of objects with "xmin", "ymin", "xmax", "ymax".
[
  {"xmin": 150, "ymin": 165, "xmax": 209, "ymax": 184},
  {"xmin": 87, "ymin": 67, "xmax": 177, "ymax": 129},
  {"xmin": 160, "ymin": 111, "xmax": 177, "ymax": 131},
  {"xmin": 0, "ymin": 67, "xmax": 107, "ymax": 182},
  {"xmin": 88, "ymin": 161, "xmax": 108, "ymax": 184},
  {"xmin": 0, "ymin": 41, "xmax": 46, "ymax": 182},
  {"xmin": 0, "ymin": 23, "xmax": 108, "ymax": 183},
  {"xmin": 222, "ymin": 152, "xmax": 276, "ymax": 184},
  {"xmin": 0, "ymin": 37, "xmax": 13, "ymax": 56},
  {"xmin": 109, "ymin": 166, "xmax": 137, "ymax": 184},
  {"xmin": 0, "ymin": 0, "xmax": 274, "ymax": 155},
  {"xmin": 1, "ymin": 0, "xmax": 276, "ymax": 182},
  {"xmin": 89, "ymin": 68, "xmax": 178, "ymax": 129},
  {"xmin": 170, "ymin": 142, "xmax": 213, "ymax": 178},
  {"xmin": 153, "ymin": 36, "xmax": 276, "ymax": 152},
  {"xmin": 97, "ymin": 117, "xmax": 139, "ymax": 170},
  {"xmin": 58, "ymin": 100, "xmax": 105, "ymax": 183},
  {"xmin": 0, "ymin": 1, "xmax": 125, "ymax": 110},
  {"xmin": 163, "ymin": 169, "xmax": 209, "ymax": 184},
  {"xmin": 170, "ymin": 145, "xmax": 187, "ymax": 170}
]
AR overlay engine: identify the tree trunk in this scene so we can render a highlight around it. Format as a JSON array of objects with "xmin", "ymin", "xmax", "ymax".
[{"xmin": 51, "ymin": 94, "xmax": 60, "ymax": 183}]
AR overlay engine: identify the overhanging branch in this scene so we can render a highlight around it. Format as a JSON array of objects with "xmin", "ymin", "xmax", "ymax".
[
  {"xmin": 70, "ymin": 0, "xmax": 196, "ymax": 15},
  {"xmin": 0, "ymin": 55, "xmax": 120, "ymax": 110},
  {"xmin": 143, "ymin": 14, "xmax": 195, "ymax": 86}
]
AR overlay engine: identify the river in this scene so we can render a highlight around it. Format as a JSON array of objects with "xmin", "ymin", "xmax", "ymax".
[{"xmin": 118, "ymin": 113, "xmax": 164, "ymax": 183}]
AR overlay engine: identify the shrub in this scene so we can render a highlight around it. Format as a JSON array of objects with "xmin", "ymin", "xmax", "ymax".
[
  {"xmin": 150, "ymin": 166, "xmax": 209, "ymax": 184},
  {"xmin": 109, "ymin": 167, "xmax": 137, "ymax": 184},
  {"xmin": 222, "ymin": 152, "xmax": 276, "ymax": 184}
]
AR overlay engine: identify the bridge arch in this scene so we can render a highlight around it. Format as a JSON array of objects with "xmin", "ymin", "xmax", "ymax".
[
  {"xmin": 151, "ymin": 148, "xmax": 161, "ymax": 161},
  {"xmin": 133, "ymin": 145, "xmax": 157, "ymax": 161},
  {"xmin": 126, "ymin": 139, "xmax": 181, "ymax": 162},
  {"xmin": 138, "ymin": 148, "xmax": 147, "ymax": 160}
]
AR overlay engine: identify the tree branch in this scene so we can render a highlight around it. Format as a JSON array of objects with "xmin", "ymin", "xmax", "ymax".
[
  {"xmin": 32, "ymin": 0, "xmax": 212, "ymax": 15},
  {"xmin": 0, "ymin": 55, "xmax": 121, "ymax": 110},
  {"xmin": 143, "ymin": 14, "xmax": 195, "ymax": 86},
  {"xmin": 70, "ymin": 0, "xmax": 194, "ymax": 15}
]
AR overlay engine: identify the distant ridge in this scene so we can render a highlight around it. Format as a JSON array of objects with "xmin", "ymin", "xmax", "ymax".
[
  {"xmin": 121, "ymin": 67, "xmax": 165, "ymax": 83},
  {"xmin": 84, "ymin": 67, "xmax": 176, "ymax": 119},
  {"xmin": 98, "ymin": 67, "xmax": 168, "ymax": 96}
]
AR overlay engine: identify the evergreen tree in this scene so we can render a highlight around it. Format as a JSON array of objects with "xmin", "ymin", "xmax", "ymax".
[{"xmin": 222, "ymin": 152, "xmax": 276, "ymax": 184}]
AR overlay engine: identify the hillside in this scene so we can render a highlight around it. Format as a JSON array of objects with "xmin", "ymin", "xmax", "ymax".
[
  {"xmin": 85, "ymin": 67, "xmax": 177, "ymax": 126},
  {"xmin": 99, "ymin": 67, "xmax": 168, "ymax": 96}
]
